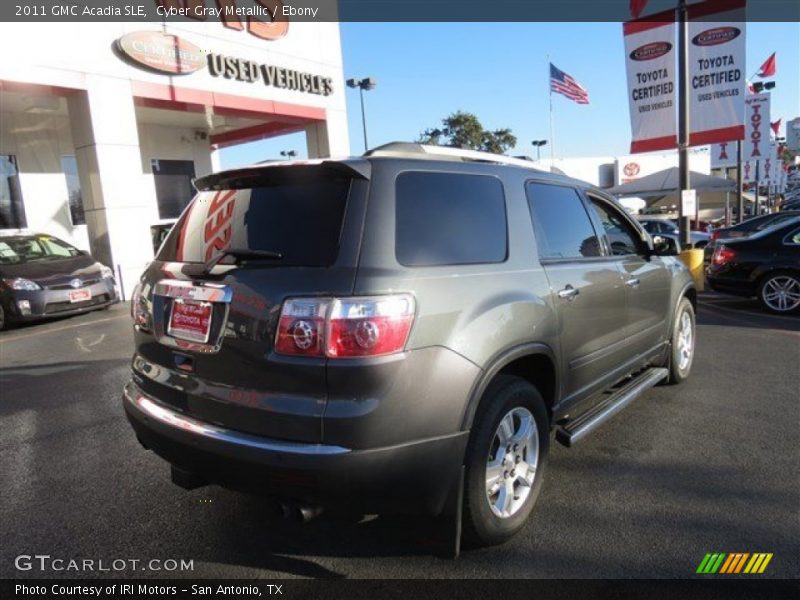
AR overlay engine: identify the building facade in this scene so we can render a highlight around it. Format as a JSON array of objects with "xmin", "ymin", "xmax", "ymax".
[
  {"xmin": 0, "ymin": 16, "xmax": 349, "ymax": 297},
  {"xmin": 788, "ymin": 117, "xmax": 800, "ymax": 153}
]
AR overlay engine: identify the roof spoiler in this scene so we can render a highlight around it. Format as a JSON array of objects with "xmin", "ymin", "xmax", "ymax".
[{"xmin": 193, "ymin": 159, "xmax": 370, "ymax": 191}]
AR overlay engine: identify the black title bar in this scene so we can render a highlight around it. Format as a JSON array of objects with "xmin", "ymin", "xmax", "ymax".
[{"xmin": 1, "ymin": 0, "xmax": 799, "ymax": 22}]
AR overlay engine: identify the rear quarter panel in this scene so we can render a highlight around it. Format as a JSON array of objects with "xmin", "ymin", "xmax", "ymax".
[{"xmin": 345, "ymin": 160, "xmax": 559, "ymax": 442}]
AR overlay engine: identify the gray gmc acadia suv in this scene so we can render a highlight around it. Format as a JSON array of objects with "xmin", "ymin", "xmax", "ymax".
[{"xmin": 124, "ymin": 143, "xmax": 696, "ymax": 546}]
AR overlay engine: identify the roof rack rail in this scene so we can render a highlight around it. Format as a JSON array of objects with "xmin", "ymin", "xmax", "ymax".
[{"xmin": 364, "ymin": 142, "xmax": 544, "ymax": 170}]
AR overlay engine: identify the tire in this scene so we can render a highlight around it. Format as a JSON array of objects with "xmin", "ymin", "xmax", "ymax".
[
  {"xmin": 0, "ymin": 303, "xmax": 7, "ymax": 331},
  {"xmin": 758, "ymin": 271, "xmax": 800, "ymax": 314},
  {"xmin": 463, "ymin": 375, "xmax": 549, "ymax": 546},
  {"xmin": 663, "ymin": 297, "xmax": 696, "ymax": 385}
]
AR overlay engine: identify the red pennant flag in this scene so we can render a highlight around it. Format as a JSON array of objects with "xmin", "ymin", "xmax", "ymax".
[
  {"xmin": 630, "ymin": 0, "xmax": 648, "ymax": 18},
  {"xmin": 771, "ymin": 119, "xmax": 781, "ymax": 136},
  {"xmin": 757, "ymin": 52, "xmax": 777, "ymax": 78}
]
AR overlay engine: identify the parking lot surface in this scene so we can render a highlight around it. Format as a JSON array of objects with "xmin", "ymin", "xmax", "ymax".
[{"xmin": 1, "ymin": 295, "xmax": 798, "ymax": 579}]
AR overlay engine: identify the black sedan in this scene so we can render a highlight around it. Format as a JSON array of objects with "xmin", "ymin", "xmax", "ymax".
[
  {"xmin": 0, "ymin": 232, "xmax": 118, "ymax": 329},
  {"xmin": 705, "ymin": 211, "xmax": 800, "ymax": 262},
  {"xmin": 706, "ymin": 217, "xmax": 800, "ymax": 314}
]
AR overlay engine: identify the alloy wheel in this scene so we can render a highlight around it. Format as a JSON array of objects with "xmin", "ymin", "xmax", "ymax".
[
  {"xmin": 762, "ymin": 276, "xmax": 800, "ymax": 313},
  {"xmin": 485, "ymin": 407, "xmax": 538, "ymax": 518},
  {"xmin": 676, "ymin": 310, "xmax": 694, "ymax": 371}
]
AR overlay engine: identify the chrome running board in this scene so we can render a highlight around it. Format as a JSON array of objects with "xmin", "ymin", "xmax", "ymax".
[{"xmin": 556, "ymin": 367, "xmax": 668, "ymax": 447}]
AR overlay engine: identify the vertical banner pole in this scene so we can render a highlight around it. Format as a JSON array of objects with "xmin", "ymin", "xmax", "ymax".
[
  {"xmin": 754, "ymin": 160, "xmax": 760, "ymax": 216},
  {"xmin": 736, "ymin": 141, "xmax": 744, "ymax": 224},
  {"xmin": 677, "ymin": 0, "xmax": 691, "ymax": 248}
]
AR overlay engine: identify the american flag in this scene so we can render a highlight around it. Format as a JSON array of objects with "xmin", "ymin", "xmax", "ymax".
[{"xmin": 550, "ymin": 63, "xmax": 590, "ymax": 105}]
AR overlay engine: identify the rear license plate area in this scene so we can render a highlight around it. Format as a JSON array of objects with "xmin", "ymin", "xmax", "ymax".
[{"xmin": 168, "ymin": 299, "xmax": 213, "ymax": 343}]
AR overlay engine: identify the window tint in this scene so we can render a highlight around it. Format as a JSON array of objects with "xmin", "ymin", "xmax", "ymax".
[
  {"xmin": 395, "ymin": 172, "xmax": 507, "ymax": 266},
  {"xmin": 157, "ymin": 178, "xmax": 351, "ymax": 266},
  {"xmin": 526, "ymin": 183, "xmax": 600, "ymax": 259},
  {"xmin": 589, "ymin": 198, "xmax": 642, "ymax": 256}
]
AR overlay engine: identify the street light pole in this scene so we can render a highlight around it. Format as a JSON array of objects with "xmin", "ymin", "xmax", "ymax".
[
  {"xmin": 347, "ymin": 77, "xmax": 377, "ymax": 153},
  {"xmin": 359, "ymin": 86, "xmax": 368, "ymax": 151},
  {"xmin": 531, "ymin": 140, "xmax": 548, "ymax": 161}
]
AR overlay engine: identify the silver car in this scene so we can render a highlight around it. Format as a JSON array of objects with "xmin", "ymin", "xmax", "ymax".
[{"xmin": 0, "ymin": 232, "xmax": 118, "ymax": 329}]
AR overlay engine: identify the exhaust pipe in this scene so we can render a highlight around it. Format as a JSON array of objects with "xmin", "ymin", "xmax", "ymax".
[{"xmin": 279, "ymin": 501, "xmax": 323, "ymax": 522}]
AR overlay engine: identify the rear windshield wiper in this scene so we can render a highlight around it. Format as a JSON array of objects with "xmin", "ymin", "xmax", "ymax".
[{"xmin": 203, "ymin": 248, "xmax": 283, "ymax": 273}]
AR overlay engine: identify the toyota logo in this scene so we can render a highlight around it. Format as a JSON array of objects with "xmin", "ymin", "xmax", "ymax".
[
  {"xmin": 623, "ymin": 162, "xmax": 641, "ymax": 177},
  {"xmin": 70, "ymin": 278, "xmax": 83, "ymax": 289}
]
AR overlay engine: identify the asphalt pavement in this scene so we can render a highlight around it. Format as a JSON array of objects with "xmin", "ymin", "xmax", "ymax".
[{"xmin": 1, "ymin": 294, "xmax": 798, "ymax": 579}]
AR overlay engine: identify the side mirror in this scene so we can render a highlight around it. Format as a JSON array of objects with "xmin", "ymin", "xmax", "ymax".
[{"xmin": 652, "ymin": 235, "xmax": 679, "ymax": 256}]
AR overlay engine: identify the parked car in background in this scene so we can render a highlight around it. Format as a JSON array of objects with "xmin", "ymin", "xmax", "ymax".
[
  {"xmin": 124, "ymin": 143, "xmax": 696, "ymax": 547},
  {"xmin": 637, "ymin": 217, "xmax": 709, "ymax": 249},
  {"xmin": 0, "ymin": 232, "xmax": 118, "ymax": 329},
  {"xmin": 706, "ymin": 217, "xmax": 800, "ymax": 314},
  {"xmin": 705, "ymin": 211, "xmax": 800, "ymax": 262}
]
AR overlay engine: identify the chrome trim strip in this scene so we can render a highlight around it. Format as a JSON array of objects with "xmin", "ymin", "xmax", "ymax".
[
  {"xmin": 123, "ymin": 381, "xmax": 350, "ymax": 456},
  {"xmin": 562, "ymin": 367, "xmax": 668, "ymax": 446},
  {"xmin": 154, "ymin": 279, "xmax": 233, "ymax": 303}
]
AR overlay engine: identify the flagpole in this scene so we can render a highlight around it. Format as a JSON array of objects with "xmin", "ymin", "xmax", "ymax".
[{"xmin": 548, "ymin": 55, "xmax": 555, "ymax": 162}]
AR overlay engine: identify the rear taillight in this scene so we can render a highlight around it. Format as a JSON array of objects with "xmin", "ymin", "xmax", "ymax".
[
  {"xmin": 275, "ymin": 298, "xmax": 330, "ymax": 356},
  {"xmin": 710, "ymin": 230, "xmax": 720, "ymax": 241},
  {"xmin": 275, "ymin": 294, "xmax": 415, "ymax": 358},
  {"xmin": 712, "ymin": 245, "xmax": 736, "ymax": 266},
  {"xmin": 131, "ymin": 282, "xmax": 152, "ymax": 331}
]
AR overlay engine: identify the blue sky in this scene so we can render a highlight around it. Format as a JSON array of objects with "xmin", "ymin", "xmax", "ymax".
[{"xmin": 220, "ymin": 21, "xmax": 800, "ymax": 168}]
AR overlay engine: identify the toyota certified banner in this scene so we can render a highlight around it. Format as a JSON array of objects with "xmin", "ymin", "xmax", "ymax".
[
  {"xmin": 623, "ymin": 12, "xmax": 677, "ymax": 153},
  {"xmin": 743, "ymin": 92, "xmax": 771, "ymax": 161},
  {"xmin": 687, "ymin": 0, "xmax": 747, "ymax": 146}
]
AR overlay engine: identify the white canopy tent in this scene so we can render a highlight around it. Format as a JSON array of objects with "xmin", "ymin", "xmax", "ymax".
[{"xmin": 606, "ymin": 167, "xmax": 742, "ymax": 219}]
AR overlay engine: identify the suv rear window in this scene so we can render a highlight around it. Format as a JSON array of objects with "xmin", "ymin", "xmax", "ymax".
[
  {"xmin": 395, "ymin": 171, "xmax": 507, "ymax": 266},
  {"xmin": 157, "ymin": 178, "xmax": 351, "ymax": 266}
]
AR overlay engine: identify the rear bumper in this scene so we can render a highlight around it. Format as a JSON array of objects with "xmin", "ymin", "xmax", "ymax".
[{"xmin": 123, "ymin": 380, "xmax": 468, "ymax": 515}]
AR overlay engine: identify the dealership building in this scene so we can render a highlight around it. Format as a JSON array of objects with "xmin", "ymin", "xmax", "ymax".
[{"xmin": 0, "ymin": 17, "xmax": 349, "ymax": 297}]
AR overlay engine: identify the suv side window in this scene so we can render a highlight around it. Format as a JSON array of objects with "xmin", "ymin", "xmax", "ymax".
[
  {"xmin": 525, "ymin": 182, "xmax": 601, "ymax": 259},
  {"xmin": 588, "ymin": 198, "xmax": 644, "ymax": 256},
  {"xmin": 395, "ymin": 171, "xmax": 507, "ymax": 266}
]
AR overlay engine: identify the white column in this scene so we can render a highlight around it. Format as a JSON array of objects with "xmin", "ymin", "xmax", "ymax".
[
  {"xmin": 209, "ymin": 146, "xmax": 223, "ymax": 173},
  {"xmin": 67, "ymin": 76, "xmax": 156, "ymax": 300},
  {"xmin": 305, "ymin": 109, "xmax": 350, "ymax": 158}
]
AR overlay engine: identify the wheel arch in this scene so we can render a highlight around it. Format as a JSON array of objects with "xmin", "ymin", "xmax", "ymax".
[
  {"xmin": 754, "ymin": 266, "xmax": 800, "ymax": 289},
  {"xmin": 461, "ymin": 343, "xmax": 559, "ymax": 431}
]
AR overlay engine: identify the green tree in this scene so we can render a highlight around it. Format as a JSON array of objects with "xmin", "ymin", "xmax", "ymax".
[{"xmin": 417, "ymin": 111, "xmax": 517, "ymax": 154}]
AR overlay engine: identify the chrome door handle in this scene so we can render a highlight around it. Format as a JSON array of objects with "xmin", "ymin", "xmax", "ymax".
[
  {"xmin": 557, "ymin": 286, "xmax": 579, "ymax": 300},
  {"xmin": 625, "ymin": 278, "xmax": 641, "ymax": 288}
]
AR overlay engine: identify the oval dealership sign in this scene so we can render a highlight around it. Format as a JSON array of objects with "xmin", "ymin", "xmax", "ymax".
[
  {"xmin": 630, "ymin": 42, "xmax": 672, "ymax": 61},
  {"xmin": 692, "ymin": 27, "xmax": 741, "ymax": 47},
  {"xmin": 117, "ymin": 31, "xmax": 205, "ymax": 75}
]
